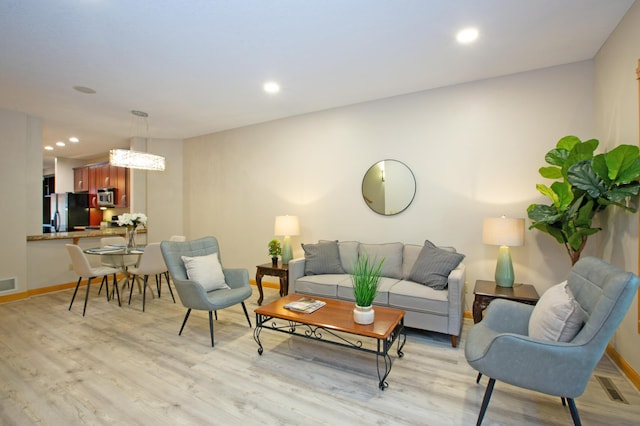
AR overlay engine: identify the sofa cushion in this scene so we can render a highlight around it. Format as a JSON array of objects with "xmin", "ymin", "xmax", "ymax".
[
  {"xmin": 528, "ymin": 281, "xmax": 584, "ymax": 342},
  {"xmin": 302, "ymin": 241, "xmax": 345, "ymax": 275},
  {"xmin": 408, "ymin": 240, "xmax": 465, "ymax": 290},
  {"xmin": 403, "ymin": 244, "xmax": 423, "ymax": 279},
  {"xmin": 339, "ymin": 241, "xmax": 360, "ymax": 274},
  {"xmin": 389, "ymin": 280, "xmax": 449, "ymax": 315},
  {"xmin": 359, "ymin": 242, "xmax": 403, "ymax": 279},
  {"xmin": 181, "ymin": 253, "xmax": 229, "ymax": 292},
  {"xmin": 294, "ymin": 274, "xmax": 351, "ymax": 298},
  {"xmin": 337, "ymin": 276, "xmax": 399, "ymax": 305}
]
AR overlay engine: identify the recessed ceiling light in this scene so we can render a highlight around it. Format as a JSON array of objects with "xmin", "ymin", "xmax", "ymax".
[
  {"xmin": 69, "ymin": 137, "xmax": 79, "ymax": 143},
  {"xmin": 56, "ymin": 141, "xmax": 65, "ymax": 147},
  {"xmin": 456, "ymin": 27, "xmax": 479, "ymax": 44},
  {"xmin": 44, "ymin": 146, "xmax": 54, "ymax": 151},
  {"xmin": 263, "ymin": 81, "xmax": 280, "ymax": 94},
  {"xmin": 72, "ymin": 85, "xmax": 96, "ymax": 94}
]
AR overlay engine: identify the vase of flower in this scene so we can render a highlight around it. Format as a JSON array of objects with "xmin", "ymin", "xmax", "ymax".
[
  {"xmin": 117, "ymin": 212, "xmax": 147, "ymax": 249},
  {"xmin": 126, "ymin": 226, "xmax": 136, "ymax": 249}
]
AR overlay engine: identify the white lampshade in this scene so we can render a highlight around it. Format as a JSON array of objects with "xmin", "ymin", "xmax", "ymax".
[
  {"xmin": 274, "ymin": 215, "xmax": 300, "ymax": 236},
  {"xmin": 482, "ymin": 216, "xmax": 525, "ymax": 247}
]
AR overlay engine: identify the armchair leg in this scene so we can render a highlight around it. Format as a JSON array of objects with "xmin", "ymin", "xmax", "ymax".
[
  {"xmin": 566, "ymin": 398, "xmax": 582, "ymax": 426},
  {"xmin": 209, "ymin": 311, "xmax": 215, "ymax": 347},
  {"xmin": 476, "ymin": 373, "xmax": 482, "ymax": 384},
  {"xmin": 241, "ymin": 302, "xmax": 252, "ymax": 327},
  {"xmin": 178, "ymin": 309, "xmax": 192, "ymax": 335},
  {"xmin": 451, "ymin": 335, "xmax": 458, "ymax": 347},
  {"xmin": 476, "ymin": 377, "xmax": 495, "ymax": 426}
]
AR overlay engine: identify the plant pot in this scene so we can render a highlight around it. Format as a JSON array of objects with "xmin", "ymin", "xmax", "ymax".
[
  {"xmin": 271, "ymin": 257, "xmax": 278, "ymax": 267},
  {"xmin": 353, "ymin": 304, "xmax": 374, "ymax": 324}
]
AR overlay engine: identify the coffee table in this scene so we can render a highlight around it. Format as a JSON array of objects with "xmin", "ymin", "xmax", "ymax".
[{"xmin": 253, "ymin": 294, "xmax": 406, "ymax": 390}]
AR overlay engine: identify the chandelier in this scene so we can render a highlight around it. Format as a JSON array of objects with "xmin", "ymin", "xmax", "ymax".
[{"xmin": 109, "ymin": 110, "xmax": 166, "ymax": 171}]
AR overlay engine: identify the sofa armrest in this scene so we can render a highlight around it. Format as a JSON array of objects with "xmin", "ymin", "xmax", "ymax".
[
  {"xmin": 446, "ymin": 263, "xmax": 466, "ymax": 336},
  {"xmin": 288, "ymin": 257, "xmax": 305, "ymax": 293}
]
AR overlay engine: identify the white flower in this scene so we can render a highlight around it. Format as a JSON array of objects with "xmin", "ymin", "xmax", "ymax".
[{"xmin": 117, "ymin": 213, "xmax": 147, "ymax": 228}]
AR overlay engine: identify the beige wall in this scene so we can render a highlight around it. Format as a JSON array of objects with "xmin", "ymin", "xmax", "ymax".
[
  {"xmin": 594, "ymin": 0, "xmax": 640, "ymax": 377},
  {"xmin": 183, "ymin": 61, "xmax": 595, "ymax": 311},
  {"xmin": 0, "ymin": 108, "xmax": 42, "ymax": 293}
]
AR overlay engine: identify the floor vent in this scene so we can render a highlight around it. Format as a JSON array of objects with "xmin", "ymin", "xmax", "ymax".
[
  {"xmin": 0, "ymin": 277, "xmax": 17, "ymax": 293},
  {"xmin": 596, "ymin": 375, "xmax": 628, "ymax": 404}
]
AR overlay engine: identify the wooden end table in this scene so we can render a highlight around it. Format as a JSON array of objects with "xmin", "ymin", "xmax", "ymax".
[
  {"xmin": 255, "ymin": 262, "xmax": 289, "ymax": 305},
  {"xmin": 472, "ymin": 280, "xmax": 540, "ymax": 323}
]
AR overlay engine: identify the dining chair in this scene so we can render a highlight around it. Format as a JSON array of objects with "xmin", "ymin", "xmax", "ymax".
[
  {"xmin": 127, "ymin": 242, "xmax": 175, "ymax": 311},
  {"xmin": 160, "ymin": 236, "xmax": 252, "ymax": 347},
  {"xmin": 66, "ymin": 244, "xmax": 121, "ymax": 316}
]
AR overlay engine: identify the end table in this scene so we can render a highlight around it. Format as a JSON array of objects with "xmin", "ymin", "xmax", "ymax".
[
  {"xmin": 256, "ymin": 262, "xmax": 289, "ymax": 305},
  {"xmin": 472, "ymin": 280, "xmax": 539, "ymax": 323}
]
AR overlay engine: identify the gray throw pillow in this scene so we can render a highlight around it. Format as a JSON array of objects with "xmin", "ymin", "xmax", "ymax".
[
  {"xmin": 302, "ymin": 241, "xmax": 345, "ymax": 275},
  {"xmin": 408, "ymin": 240, "xmax": 465, "ymax": 290}
]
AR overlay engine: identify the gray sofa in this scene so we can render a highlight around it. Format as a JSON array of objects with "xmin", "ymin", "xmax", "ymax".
[{"xmin": 288, "ymin": 240, "xmax": 466, "ymax": 347}]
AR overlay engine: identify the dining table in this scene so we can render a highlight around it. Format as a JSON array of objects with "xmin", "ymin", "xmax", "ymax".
[{"xmin": 84, "ymin": 245, "xmax": 146, "ymax": 299}]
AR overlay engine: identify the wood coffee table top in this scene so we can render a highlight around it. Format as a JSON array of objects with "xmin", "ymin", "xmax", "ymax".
[{"xmin": 255, "ymin": 294, "xmax": 405, "ymax": 340}]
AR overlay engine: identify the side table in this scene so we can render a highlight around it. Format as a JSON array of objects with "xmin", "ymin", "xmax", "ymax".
[
  {"xmin": 472, "ymin": 280, "xmax": 540, "ymax": 323},
  {"xmin": 256, "ymin": 262, "xmax": 289, "ymax": 305}
]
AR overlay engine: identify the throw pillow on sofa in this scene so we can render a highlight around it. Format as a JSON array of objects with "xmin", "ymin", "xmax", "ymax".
[
  {"xmin": 302, "ymin": 240, "xmax": 345, "ymax": 275},
  {"xmin": 408, "ymin": 240, "xmax": 465, "ymax": 290}
]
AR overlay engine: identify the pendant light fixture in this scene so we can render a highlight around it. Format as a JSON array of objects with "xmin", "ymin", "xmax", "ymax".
[{"xmin": 109, "ymin": 110, "xmax": 166, "ymax": 171}]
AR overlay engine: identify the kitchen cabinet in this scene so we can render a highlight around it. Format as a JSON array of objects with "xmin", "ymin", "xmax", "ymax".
[
  {"xmin": 73, "ymin": 167, "xmax": 89, "ymax": 192},
  {"xmin": 86, "ymin": 162, "xmax": 130, "ymax": 226}
]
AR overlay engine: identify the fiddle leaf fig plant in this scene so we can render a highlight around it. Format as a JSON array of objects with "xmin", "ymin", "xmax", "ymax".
[{"xmin": 527, "ymin": 135, "xmax": 640, "ymax": 265}]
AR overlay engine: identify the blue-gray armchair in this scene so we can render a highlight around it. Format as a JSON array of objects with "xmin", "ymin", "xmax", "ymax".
[
  {"xmin": 160, "ymin": 237, "xmax": 252, "ymax": 347},
  {"xmin": 465, "ymin": 256, "xmax": 639, "ymax": 425}
]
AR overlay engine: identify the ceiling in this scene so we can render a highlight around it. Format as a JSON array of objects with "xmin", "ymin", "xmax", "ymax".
[{"xmin": 0, "ymin": 0, "xmax": 634, "ymax": 168}]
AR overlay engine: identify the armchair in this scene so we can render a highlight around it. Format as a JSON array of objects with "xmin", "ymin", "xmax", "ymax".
[
  {"xmin": 465, "ymin": 256, "xmax": 639, "ymax": 425},
  {"xmin": 160, "ymin": 236, "xmax": 252, "ymax": 347}
]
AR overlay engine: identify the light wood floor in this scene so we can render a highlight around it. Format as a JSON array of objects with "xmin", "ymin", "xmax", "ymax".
[{"xmin": 0, "ymin": 283, "xmax": 639, "ymax": 425}]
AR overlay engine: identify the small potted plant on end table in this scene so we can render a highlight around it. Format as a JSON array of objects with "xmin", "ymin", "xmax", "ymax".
[
  {"xmin": 352, "ymin": 255, "xmax": 384, "ymax": 324},
  {"xmin": 268, "ymin": 239, "xmax": 282, "ymax": 267}
]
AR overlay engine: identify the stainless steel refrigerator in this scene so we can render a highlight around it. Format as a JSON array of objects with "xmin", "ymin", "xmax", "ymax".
[{"xmin": 49, "ymin": 192, "xmax": 90, "ymax": 232}]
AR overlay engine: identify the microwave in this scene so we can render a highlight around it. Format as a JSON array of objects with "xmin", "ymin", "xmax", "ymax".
[{"xmin": 97, "ymin": 189, "xmax": 115, "ymax": 207}]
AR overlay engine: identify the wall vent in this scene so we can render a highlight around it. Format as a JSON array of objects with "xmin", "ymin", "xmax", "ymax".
[
  {"xmin": 0, "ymin": 277, "xmax": 17, "ymax": 293},
  {"xmin": 596, "ymin": 375, "xmax": 628, "ymax": 404}
]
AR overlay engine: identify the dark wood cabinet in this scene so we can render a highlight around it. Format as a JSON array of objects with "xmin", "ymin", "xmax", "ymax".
[{"xmin": 73, "ymin": 167, "xmax": 89, "ymax": 192}]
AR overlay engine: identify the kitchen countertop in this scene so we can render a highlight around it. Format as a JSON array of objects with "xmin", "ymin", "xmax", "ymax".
[{"xmin": 27, "ymin": 227, "xmax": 147, "ymax": 242}]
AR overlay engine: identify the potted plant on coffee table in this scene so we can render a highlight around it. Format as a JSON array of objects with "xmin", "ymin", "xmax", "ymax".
[
  {"xmin": 268, "ymin": 239, "xmax": 282, "ymax": 266},
  {"xmin": 352, "ymin": 254, "xmax": 384, "ymax": 324}
]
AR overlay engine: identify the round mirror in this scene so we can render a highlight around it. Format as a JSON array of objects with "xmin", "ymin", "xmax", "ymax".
[{"xmin": 361, "ymin": 159, "xmax": 416, "ymax": 215}]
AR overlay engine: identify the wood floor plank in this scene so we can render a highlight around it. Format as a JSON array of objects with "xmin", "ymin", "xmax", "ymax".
[{"xmin": 0, "ymin": 286, "xmax": 638, "ymax": 425}]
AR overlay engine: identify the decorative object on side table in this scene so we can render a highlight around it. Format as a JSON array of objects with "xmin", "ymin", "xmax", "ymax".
[
  {"xmin": 352, "ymin": 254, "xmax": 384, "ymax": 324},
  {"xmin": 274, "ymin": 215, "xmax": 299, "ymax": 264},
  {"xmin": 527, "ymin": 135, "xmax": 640, "ymax": 265},
  {"xmin": 117, "ymin": 213, "xmax": 147, "ymax": 249},
  {"xmin": 267, "ymin": 238, "xmax": 281, "ymax": 266},
  {"xmin": 482, "ymin": 216, "xmax": 524, "ymax": 287}
]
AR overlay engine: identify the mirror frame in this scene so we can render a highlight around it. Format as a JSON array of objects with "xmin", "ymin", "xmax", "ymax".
[{"xmin": 361, "ymin": 159, "xmax": 416, "ymax": 216}]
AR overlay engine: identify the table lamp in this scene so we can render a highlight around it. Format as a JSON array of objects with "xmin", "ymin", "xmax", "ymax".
[
  {"xmin": 482, "ymin": 216, "xmax": 525, "ymax": 287},
  {"xmin": 274, "ymin": 215, "xmax": 300, "ymax": 265}
]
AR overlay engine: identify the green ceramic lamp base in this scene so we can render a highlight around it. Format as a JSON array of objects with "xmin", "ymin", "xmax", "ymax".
[{"xmin": 495, "ymin": 245, "xmax": 515, "ymax": 287}]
